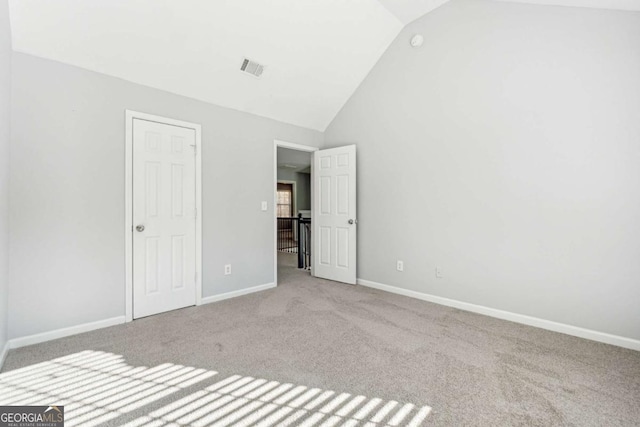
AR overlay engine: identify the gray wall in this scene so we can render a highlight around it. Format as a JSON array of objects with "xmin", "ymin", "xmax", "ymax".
[
  {"xmin": 9, "ymin": 53, "xmax": 323, "ymax": 339},
  {"xmin": 277, "ymin": 168, "xmax": 311, "ymax": 212},
  {"xmin": 325, "ymin": 0, "xmax": 640, "ymax": 340},
  {"xmin": 0, "ymin": 0, "xmax": 10, "ymax": 352}
]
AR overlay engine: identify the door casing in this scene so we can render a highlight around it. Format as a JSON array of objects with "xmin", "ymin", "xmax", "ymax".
[{"xmin": 125, "ymin": 110, "xmax": 203, "ymax": 322}]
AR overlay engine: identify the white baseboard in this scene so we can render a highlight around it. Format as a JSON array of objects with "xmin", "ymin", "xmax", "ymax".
[
  {"xmin": 6, "ymin": 283, "xmax": 276, "ymax": 352},
  {"xmin": 0, "ymin": 340, "xmax": 9, "ymax": 370},
  {"xmin": 201, "ymin": 282, "xmax": 276, "ymax": 305},
  {"xmin": 9, "ymin": 316, "xmax": 126, "ymax": 350},
  {"xmin": 357, "ymin": 278, "xmax": 640, "ymax": 352}
]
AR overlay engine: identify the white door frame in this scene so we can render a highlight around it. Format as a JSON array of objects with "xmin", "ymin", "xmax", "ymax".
[
  {"xmin": 125, "ymin": 110, "xmax": 203, "ymax": 322},
  {"xmin": 274, "ymin": 140, "xmax": 318, "ymax": 286}
]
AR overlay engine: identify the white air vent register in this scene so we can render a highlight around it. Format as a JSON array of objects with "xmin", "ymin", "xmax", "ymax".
[{"xmin": 240, "ymin": 58, "xmax": 265, "ymax": 78}]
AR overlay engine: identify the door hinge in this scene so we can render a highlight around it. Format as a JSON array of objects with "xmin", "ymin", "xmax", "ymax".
[{"xmin": 191, "ymin": 144, "xmax": 197, "ymax": 155}]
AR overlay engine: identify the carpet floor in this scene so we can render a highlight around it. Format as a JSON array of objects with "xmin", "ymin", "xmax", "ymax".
[{"xmin": 1, "ymin": 253, "xmax": 639, "ymax": 426}]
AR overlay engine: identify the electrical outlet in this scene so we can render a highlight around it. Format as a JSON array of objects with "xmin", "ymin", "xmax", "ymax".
[
  {"xmin": 224, "ymin": 264, "xmax": 232, "ymax": 275},
  {"xmin": 396, "ymin": 260, "xmax": 404, "ymax": 272},
  {"xmin": 261, "ymin": 201, "xmax": 268, "ymax": 211},
  {"xmin": 436, "ymin": 267, "xmax": 443, "ymax": 278}
]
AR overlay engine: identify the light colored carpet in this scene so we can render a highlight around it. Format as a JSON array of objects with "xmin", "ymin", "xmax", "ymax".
[{"xmin": 1, "ymin": 253, "xmax": 639, "ymax": 426}]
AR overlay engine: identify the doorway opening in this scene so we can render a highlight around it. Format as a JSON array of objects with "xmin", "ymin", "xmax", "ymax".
[
  {"xmin": 274, "ymin": 141, "xmax": 317, "ymax": 286},
  {"xmin": 273, "ymin": 141, "xmax": 358, "ymax": 287}
]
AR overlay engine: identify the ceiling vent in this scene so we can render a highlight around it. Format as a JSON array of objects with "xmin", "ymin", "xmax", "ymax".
[{"xmin": 240, "ymin": 58, "xmax": 265, "ymax": 78}]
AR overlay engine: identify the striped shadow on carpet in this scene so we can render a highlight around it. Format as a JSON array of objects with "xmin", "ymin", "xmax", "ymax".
[{"xmin": 0, "ymin": 350, "xmax": 431, "ymax": 427}]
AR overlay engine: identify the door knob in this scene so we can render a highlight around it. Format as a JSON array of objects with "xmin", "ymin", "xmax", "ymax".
[
  {"xmin": 348, "ymin": 219, "xmax": 356, "ymax": 225},
  {"xmin": 136, "ymin": 225, "xmax": 145, "ymax": 232}
]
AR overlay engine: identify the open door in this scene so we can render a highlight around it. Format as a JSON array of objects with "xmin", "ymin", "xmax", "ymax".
[{"xmin": 313, "ymin": 145, "xmax": 357, "ymax": 284}]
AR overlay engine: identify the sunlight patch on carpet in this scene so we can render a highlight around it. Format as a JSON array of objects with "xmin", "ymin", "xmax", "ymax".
[
  {"xmin": 0, "ymin": 350, "xmax": 431, "ymax": 426},
  {"xmin": 0, "ymin": 350, "xmax": 216, "ymax": 426},
  {"xmin": 122, "ymin": 373, "xmax": 431, "ymax": 426}
]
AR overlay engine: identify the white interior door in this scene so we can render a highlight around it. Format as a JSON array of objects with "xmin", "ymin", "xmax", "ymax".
[
  {"xmin": 133, "ymin": 118, "xmax": 197, "ymax": 318},
  {"xmin": 313, "ymin": 145, "xmax": 357, "ymax": 284}
]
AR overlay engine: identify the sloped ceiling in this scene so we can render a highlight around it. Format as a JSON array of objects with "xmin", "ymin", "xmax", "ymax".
[
  {"xmin": 377, "ymin": 0, "xmax": 453, "ymax": 24},
  {"xmin": 495, "ymin": 0, "xmax": 640, "ymax": 11},
  {"xmin": 8, "ymin": 0, "xmax": 403, "ymax": 131},
  {"xmin": 8, "ymin": 0, "xmax": 640, "ymax": 131}
]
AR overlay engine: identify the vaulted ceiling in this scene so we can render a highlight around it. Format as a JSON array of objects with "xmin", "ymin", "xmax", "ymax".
[
  {"xmin": 8, "ymin": 0, "xmax": 404, "ymax": 131},
  {"xmin": 8, "ymin": 0, "xmax": 640, "ymax": 131}
]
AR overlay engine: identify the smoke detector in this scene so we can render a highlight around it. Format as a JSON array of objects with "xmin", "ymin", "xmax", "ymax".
[
  {"xmin": 240, "ymin": 57, "xmax": 265, "ymax": 78},
  {"xmin": 410, "ymin": 34, "xmax": 424, "ymax": 48}
]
